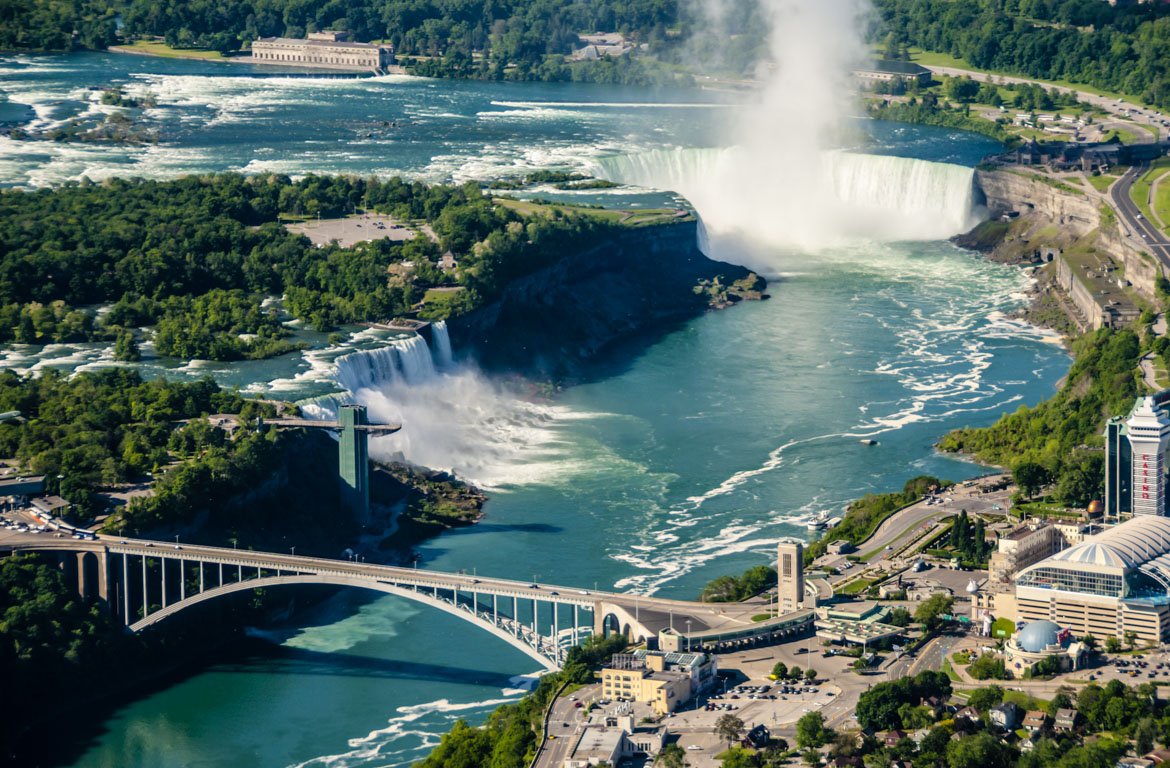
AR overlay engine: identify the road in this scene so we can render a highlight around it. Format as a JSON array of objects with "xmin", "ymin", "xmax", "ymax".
[
  {"xmin": 1111, "ymin": 163, "xmax": 1170, "ymax": 269},
  {"xmin": 533, "ymin": 684, "xmax": 597, "ymax": 768},
  {"xmin": 818, "ymin": 477, "xmax": 1010, "ymax": 573},
  {"xmin": 925, "ymin": 64, "xmax": 1166, "ymax": 143}
]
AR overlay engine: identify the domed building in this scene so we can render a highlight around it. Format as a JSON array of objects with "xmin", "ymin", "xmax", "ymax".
[
  {"xmin": 1005, "ymin": 619, "xmax": 1086, "ymax": 674},
  {"xmin": 1012, "ymin": 515, "xmax": 1170, "ymax": 646}
]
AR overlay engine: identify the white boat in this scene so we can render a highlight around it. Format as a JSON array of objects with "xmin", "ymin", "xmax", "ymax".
[{"xmin": 806, "ymin": 512, "xmax": 830, "ymax": 531}]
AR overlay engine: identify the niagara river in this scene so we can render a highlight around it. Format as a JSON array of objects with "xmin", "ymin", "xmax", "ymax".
[{"xmin": 0, "ymin": 53, "xmax": 1071, "ymax": 767}]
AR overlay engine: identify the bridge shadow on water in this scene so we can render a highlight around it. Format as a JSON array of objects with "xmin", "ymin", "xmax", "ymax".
[{"xmin": 219, "ymin": 642, "xmax": 522, "ymax": 688}]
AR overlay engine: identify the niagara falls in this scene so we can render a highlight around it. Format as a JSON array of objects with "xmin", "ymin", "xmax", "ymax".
[{"xmin": 6, "ymin": 0, "xmax": 1136, "ymax": 763}]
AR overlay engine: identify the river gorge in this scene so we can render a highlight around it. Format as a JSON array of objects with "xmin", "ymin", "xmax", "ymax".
[{"xmin": 0, "ymin": 53, "xmax": 1073, "ymax": 767}]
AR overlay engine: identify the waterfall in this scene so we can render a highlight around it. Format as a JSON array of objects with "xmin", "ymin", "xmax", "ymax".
[
  {"xmin": 591, "ymin": 147, "xmax": 984, "ymax": 252},
  {"xmin": 330, "ymin": 331, "xmax": 446, "ymax": 394},
  {"xmin": 299, "ymin": 326, "xmax": 569, "ymax": 487},
  {"xmin": 431, "ymin": 320, "xmax": 454, "ymax": 368}
]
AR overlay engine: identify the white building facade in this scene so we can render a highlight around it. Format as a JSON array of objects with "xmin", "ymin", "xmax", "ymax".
[{"xmin": 1129, "ymin": 397, "xmax": 1170, "ymax": 516}]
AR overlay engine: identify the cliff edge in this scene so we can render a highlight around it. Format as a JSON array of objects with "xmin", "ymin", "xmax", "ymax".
[{"xmin": 449, "ymin": 220, "xmax": 756, "ymax": 379}]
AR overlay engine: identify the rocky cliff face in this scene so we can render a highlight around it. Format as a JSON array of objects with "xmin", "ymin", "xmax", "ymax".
[
  {"xmin": 976, "ymin": 168, "xmax": 1100, "ymax": 235},
  {"xmin": 449, "ymin": 220, "xmax": 754, "ymax": 379},
  {"xmin": 970, "ymin": 168, "xmax": 1159, "ymax": 302}
]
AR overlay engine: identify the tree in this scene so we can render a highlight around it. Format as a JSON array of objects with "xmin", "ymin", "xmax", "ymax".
[
  {"xmin": 112, "ymin": 328, "xmax": 141, "ymax": 362},
  {"xmin": 771, "ymin": 661, "xmax": 788, "ymax": 679},
  {"xmin": 805, "ymin": 668, "xmax": 818, "ymax": 682},
  {"xmin": 967, "ymin": 685, "xmax": 1005, "ymax": 713},
  {"xmin": 1012, "ymin": 461, "xmax": 1050, "ymax": 499},
  {"xmin": 945, "ymin": 731, "xmax": 1013, "ymax": 768},
  {"xmin": 968, "ymin": 654, "xmax": 1009, "ymax": 680},
  {"xmin": 715, "ymin": 714, "xmax": 745, "ymax": 749},
  {"xmin": 1105, "ymin": 635, "xmax": 1122, "ymax": 653},
  {"xmin": 796, "ymin": 711, "xmax": 828, "ymax": 750},
  {"xmin": 656, "ymin": 743, "xmax": 687, "ymax": 768},
  {"xmin": 915, "ymin": 594, "xmax": 955, "ymax": 631},
  {"xmin": 1137, "ymin": 717, "xmax": 1157, "ymax": 755},
  {"xmin": 1046, "ymin": 688, "xmax": 1074, "ymax": 718},
  {"xmin": 946, "ymin": 75, "xmax": 980, "ymax": 103},
  {"xmin": 886, "ymin": 607, "xmax": 912, "ymax": 627}
]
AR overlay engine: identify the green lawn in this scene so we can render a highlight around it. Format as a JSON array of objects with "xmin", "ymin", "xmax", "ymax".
[
  {"xmin": 493, "ymin": 197, "xmax": 625, "ymax": 223},
  {"xmin": 116, "ymin": 40, "xmax": 228, "ymax": 60},
  {"xmin": 1155, "ymin": 176, "xmax": 1170, "ymax": 230},
  {"xmin": 838, "ymin": 576, "xmax": 880, "ymax": 596},
  {"xmin": 1087, "ymin": 173, "xmax": 1118, "ymax": 193},
  {"xmin": 1130, "ymin": 159, "xmax": 1170, "ymax": 232}
]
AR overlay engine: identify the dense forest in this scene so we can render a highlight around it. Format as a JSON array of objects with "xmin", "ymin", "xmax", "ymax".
[
  {"xmin": 0, "ymin": 174, "xmax": 621, "ymax": 360},
  {"xmin": 5, "ymin": 0, "xmax": 1170, "ymax": 97},
  {"xmin": 874, "ymin": 0, "xmax": 1170, "ymax": 109},
  {"xmin": 940, "ymin": 328, "xmax": 1143, "ymax": 508},
  {"xmin": 0, "ymin": 0, "xmax": 689, "ymax": 83}
]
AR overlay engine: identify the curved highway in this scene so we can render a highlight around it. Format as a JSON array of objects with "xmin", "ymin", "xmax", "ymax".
[{"xmin": 1111, "ymin": 163, "xmax": 1170, "ymax": 269}]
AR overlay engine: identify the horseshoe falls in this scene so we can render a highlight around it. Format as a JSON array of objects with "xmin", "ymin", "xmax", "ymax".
[{"xmin": 592, "ymin": 147, "xmax": 984, "ymax": 255}]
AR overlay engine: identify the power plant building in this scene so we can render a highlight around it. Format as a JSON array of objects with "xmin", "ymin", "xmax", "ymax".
[
  {"xmin": 251, "ymin": 31, "xmax": 396, "ymax": 72},
  {"xmin": 1105, "ymin": 391, "xmax": 1170, "ymax": 519}
]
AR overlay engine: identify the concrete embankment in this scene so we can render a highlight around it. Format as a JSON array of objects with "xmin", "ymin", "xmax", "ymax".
[{"xmin": 450, "ymin": 219, "xmax": 757, "ymax": 379}]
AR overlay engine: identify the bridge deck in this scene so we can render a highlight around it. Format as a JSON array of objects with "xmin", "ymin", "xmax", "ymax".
[
  {"xmin": 0, "ymin": 529, "xmax": 783, "ymax": 641},
  {"xmin": 262, "ymin": 418, "xmax": 402, "ymax": 435}
]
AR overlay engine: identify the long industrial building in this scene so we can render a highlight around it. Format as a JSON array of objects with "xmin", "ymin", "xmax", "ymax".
[
  {"xmin": 1003, "ymin": 515, "xmax": 1170, "ymax": 644},
  {"xmin": 251, "ymin": 31, "xmax": 396, "ymax": 73}
]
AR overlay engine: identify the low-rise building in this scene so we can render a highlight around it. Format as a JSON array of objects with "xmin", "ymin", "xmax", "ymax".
[
  {"xmin": 990, "ymin": 701, "xmax": 1021, "ymax": 731},
  {"xmin": 853, "ymin": 59, "xmax": 931, "ymax": 85},
  {"xmin": 564, "ymin": 726, "xmax": 630, "ymax": 768},
  {"xmin": 1023, "ymin": 710, "xmax": 1048, "ymax": 733},
  {"xmin": 826, "ymin": 540, "xmax": 853, "ymax": 555},
  {"xmin": 1054, "ymin": 708, "xmax": 1079, "ymax": 732},
  {"xmin": 600, "ymin": 651, "xmax": 714, "ymax": 715}
]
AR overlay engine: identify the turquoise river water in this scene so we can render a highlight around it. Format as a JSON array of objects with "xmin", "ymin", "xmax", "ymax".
[{"xmin": 0, "ymin": 53, "xmax": 1071, "ymax": 767}]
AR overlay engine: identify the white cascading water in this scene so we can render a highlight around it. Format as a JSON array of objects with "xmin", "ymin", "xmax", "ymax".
[
  {"xmin": 431, "ymin": 320, "xmax": 454, "ymax": 368},
  {"xmin": 591, "ymin": 146, "xmax": 983, "ymax": 254},
  {"xmin": 302, "ymin": 325, "xmax": 570, "ymax": 488}
]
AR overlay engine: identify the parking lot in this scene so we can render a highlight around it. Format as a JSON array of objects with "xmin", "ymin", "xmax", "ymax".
[
  {"xmin": 1080, "ymin": 652, "xmax": 1170, "ymax": 685},
  {"xmin": 285, "ymin": 214, "xmax": 418, "ymax": 247}
]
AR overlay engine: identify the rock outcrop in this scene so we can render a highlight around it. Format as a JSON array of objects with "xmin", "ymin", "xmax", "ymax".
[{"xmin": 449, "ymin": 220, "xmax": 755, "ymax": 379}]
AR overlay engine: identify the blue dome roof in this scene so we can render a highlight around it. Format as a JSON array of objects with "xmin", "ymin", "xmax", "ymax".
[{"xmin": 1017, "ymin": 620, "xmax": 1063, "ymax": 653}]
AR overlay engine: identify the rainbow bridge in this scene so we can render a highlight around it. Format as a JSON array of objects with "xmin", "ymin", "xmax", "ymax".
[{"xmin": 0, "ymin": 532, "xmax": 812, "ymax": 670}]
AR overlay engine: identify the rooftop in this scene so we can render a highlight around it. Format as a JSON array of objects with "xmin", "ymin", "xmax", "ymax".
[
  {"xmin": 569, "ymin": 727, "xmax": 625, "ymax": 761},
  {"xmin": 1042, "ymin": 516, "xmax": 1170, "ymax": 570},
  {"xmin": 856, "ymin": 59, "xmax": 930, "ymax": 76},
  {"xmin": 255, "ymin": 37, "xmax": 392, "ymax": 50}
]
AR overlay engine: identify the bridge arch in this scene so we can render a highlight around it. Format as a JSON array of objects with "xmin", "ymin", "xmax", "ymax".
[{"xmin": 130, "ymin": 573, "xmax": 566, "ymax": 670}]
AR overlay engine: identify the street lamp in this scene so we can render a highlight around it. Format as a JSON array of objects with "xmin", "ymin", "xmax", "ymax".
[{"xmin": 290, "ymin": 546, "xmax": 296, "ymax": 557}]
